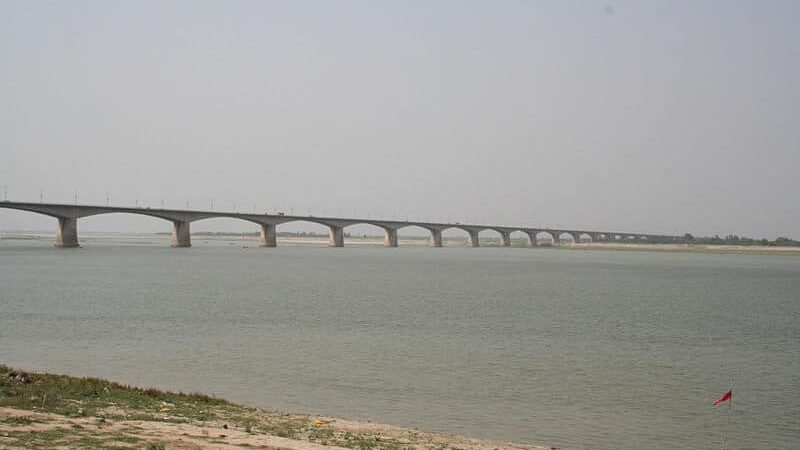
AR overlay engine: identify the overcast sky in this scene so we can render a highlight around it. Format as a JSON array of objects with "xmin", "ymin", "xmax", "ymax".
[{"xmin": 1, "ymin": 1, "xmax": 798, "ymax": 238}]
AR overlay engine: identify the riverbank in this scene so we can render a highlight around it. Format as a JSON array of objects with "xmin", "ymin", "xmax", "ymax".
[
  {"xmin": 0, "ymin": 365, "xmax": 549, "ymax": 450},
  {"xmin": 568, "ymin": 242, "xmax": 800, "ymax": 254}
]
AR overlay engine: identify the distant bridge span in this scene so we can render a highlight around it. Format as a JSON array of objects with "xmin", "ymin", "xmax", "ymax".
[{"xmin": 0, "ymin": 201, "xmax": 681, "ymax": 248}]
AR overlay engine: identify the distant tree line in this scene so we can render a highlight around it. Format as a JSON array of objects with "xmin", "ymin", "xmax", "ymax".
[{"xmin": 680, "ymin": 233, "xmax": 800, "ymax": 247}]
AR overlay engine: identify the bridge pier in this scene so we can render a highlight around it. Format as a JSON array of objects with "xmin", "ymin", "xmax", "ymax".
[
  {"xmin": 171, "ymin": 221, "xmax": 191, "ymax": 247},
  {"xmin": 328, "ymin": 225, "xmax": 344, "ymax": 247},
  {"xmin": 499, "ymin": 231, "xmax": 511, "ymax": 247},
  {"xmin": 429, "ymin": 229, "xmax": 442, "ymax": 247},
  {"xmin": 526, "ymin": 232, "xmax": 537, "ymax": 247},
  {"xmin": 467, "ymin": 229, "xmax": 480, "ymax": 247},
  {"xmin": 55, "ymin": 217, "xmax": 79, "ymax": 247},
  {"xmin": 384, "ymin": 228, "xmax": 398, "ymax": 247},
  {"xmin": 550, "ymin": 232, "xmax": 560, "ymax": 245},
  {"xmin": 259, "ymin": 223, "xmax": 277, "ymax": 247}
]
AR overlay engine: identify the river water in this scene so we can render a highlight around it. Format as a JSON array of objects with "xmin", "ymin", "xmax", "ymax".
[{"xmin": 1, "ymin": 236, "xmax": 798, "ymax": 449}]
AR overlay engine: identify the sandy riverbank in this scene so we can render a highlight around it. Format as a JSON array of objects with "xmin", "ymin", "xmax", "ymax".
[
  {"xmin": 569, "ymin": 242, "xmax": 800, "ymax": 254},
  {"xmin": 0, "ymin": 366, "xmax": 550, "ymax": 450}
]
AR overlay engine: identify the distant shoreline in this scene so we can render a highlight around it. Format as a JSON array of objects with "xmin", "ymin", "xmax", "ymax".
[
  {"xmin": 2, "ymin": 232, "xmax": 800, "ymax": 254},
  {"xmin": 569, "ymin": 242, "xmax": 800, "ymax": 255}
]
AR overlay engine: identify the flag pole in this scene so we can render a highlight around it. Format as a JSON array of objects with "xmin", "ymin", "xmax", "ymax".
[{"xmin": 721, "ymin": 381, "xmax": 734, "ymax": 450}]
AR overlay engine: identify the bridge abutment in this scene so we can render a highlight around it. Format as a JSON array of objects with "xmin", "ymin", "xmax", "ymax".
[
  {"xmin": 328, "ymin": 225, "xmax": 344, "ymax": 247},
  {"xmin": 429, "ymin": 229, "xmax": 442, "ymax": 247},
  {"xmin": 259, "ymin": 223, "xmax": 277, "ymax": 247},
  {"xmin": 384, "ymin": 228, "xmax": 398, "ymax": 247},
  {"xmin": 55, "ymin": 217, "xmax": 79, "ymax": 247},
  {"xmin": 171, "ymin": 221, "xmax": 191, "ymax": 247}
]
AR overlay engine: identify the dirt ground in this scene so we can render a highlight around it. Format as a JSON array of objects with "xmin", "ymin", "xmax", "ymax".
[{"xmin": 0, "ymin": 406, "xmax": 551, "ymax": 450}]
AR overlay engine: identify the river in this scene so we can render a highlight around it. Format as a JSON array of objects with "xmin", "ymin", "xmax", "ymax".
[{"xmin": 1, "ymin": 236, "xmax": 798, "ymax": 449}]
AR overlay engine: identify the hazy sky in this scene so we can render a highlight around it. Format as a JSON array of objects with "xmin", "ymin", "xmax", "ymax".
[{"xmin": 1, "ymin": 1, "xmax": 798, "ymax": 238}]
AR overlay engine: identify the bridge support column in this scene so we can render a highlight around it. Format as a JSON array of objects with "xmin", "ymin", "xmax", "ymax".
[
  {"xmin": 171, "ymin": 221, "xmax": 191, "ymax": 247},
  {"xmin": 328, "ymin": 225, "xmax": 344, "ymax": 247},
  {"xmin": 429, "ymin": 229, "xmax": 442, "ymax": 247},
  {"xmin": 55, "ymin": 217, "xmax": 78, "ymax": 247},
  {"xmin": 526, "ymin": 232, "xmax": 537, "ymax": 247},
  {"xmin": 499, "ymin": 232, "xmax": 511, "ymax": 247},
  {"xmin": 467, "ymin": 230, "xmax": 480, "ymax": 247},
  {"xmin": 259, "ymin": 223, "xmax": 277, "ymax": 247},
  {"xmin": 384, "ymin": 228, "xmax": 398, "ymax": 247},
  {"xmin": 550, "ymin": 232, "xmax": 560, "ymax": 245}
]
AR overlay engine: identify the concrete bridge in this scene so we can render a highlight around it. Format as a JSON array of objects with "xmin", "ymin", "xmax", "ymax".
[{"xmin": 0, "ymin": 201, "xmax": 681, "ymax": 248}]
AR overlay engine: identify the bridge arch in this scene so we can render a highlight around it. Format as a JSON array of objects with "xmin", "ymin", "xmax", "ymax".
[
  {"xmin": 559, "ymin": 232, "xmax": 580, "ymax": 245},
  {"xmin": 478, "ymin": 228, "xmax": 511, "ymax": 247},
  {"xmin": 271, "ymin": 219, "xmax": 339, "ymax": 247},
  {"xmin": 395, "ymin": 224, "xmax": 438, "ymax": 247},
  {"xmin": 540, "ymin": 231, "xmax": 579, "ymax": 246},
  {"xmin": 0, "ymin": 207, "xmax": 67, "ymax": 245},
  {"xmin": 76, "ymin": 211, "xmax": 187, "ymax": 246},
  {"xmin": 507, "ymin": 230, "xmax": 532, "ymax": 247},
  {"xmin": 342, "ymin": 221, "xmax": 397, "ymax": 247},
  {"xmin": 440, "ymin": 226, "xmax": 480, "ymax": 247},
  {"xmin": 530, "ymin": 231, "xmax": 553, "ymax": 246},
  {"xmin": 0, "ymin": 204, "xmax": 187, "ymax": 247},
  {"xmin": 180, "ymin": 216, "xmax": 266, "ymax": 247}
]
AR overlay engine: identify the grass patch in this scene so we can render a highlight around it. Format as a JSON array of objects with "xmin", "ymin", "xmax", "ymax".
[
  {"xmin": 110, "ymin": 435, "xmax": 141, "ymax": 443},
  {"xmin": 0, "ymin": 427, "xmax": 71, "ymax": 447},
  {"xmin": 0, "ymin": 363, "xmax": 482, "ymax": 450},
  {"xmin": 342, "ymin": 432, "xmax": 380, "ymax": 450},
  {"xmin": 0, "ymin": 363, "xmax": 228, "ymax": 423},
  {"xmin": 0, "ymin": 415, "xmax": 42, "ymax": 426}
]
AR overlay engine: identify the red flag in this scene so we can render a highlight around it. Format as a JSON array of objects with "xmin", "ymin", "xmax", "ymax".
[{"xmin": 713, "ymin": 389, "xmax": 733, "ymax": 406}]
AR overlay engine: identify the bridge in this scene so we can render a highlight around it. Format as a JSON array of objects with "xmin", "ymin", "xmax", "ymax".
[{"xmin": 0, "ymin": 201, "xmax": 681, "ymax": 248}]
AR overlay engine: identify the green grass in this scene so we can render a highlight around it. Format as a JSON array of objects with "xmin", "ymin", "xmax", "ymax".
[
  {"xmin": 1, "ymin": 415, "xmax": 41, "ymax": 426},
  {"xmin": 0, "ymin": 363, "xmax": 450, "ymax": 450},
  {"xmin": 110, "ymin": 435, "xmax": 140, "ymax": 443},
  {"xmin": 0, "ymin": 363, "xmax": 229, "ymax": 422}
]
